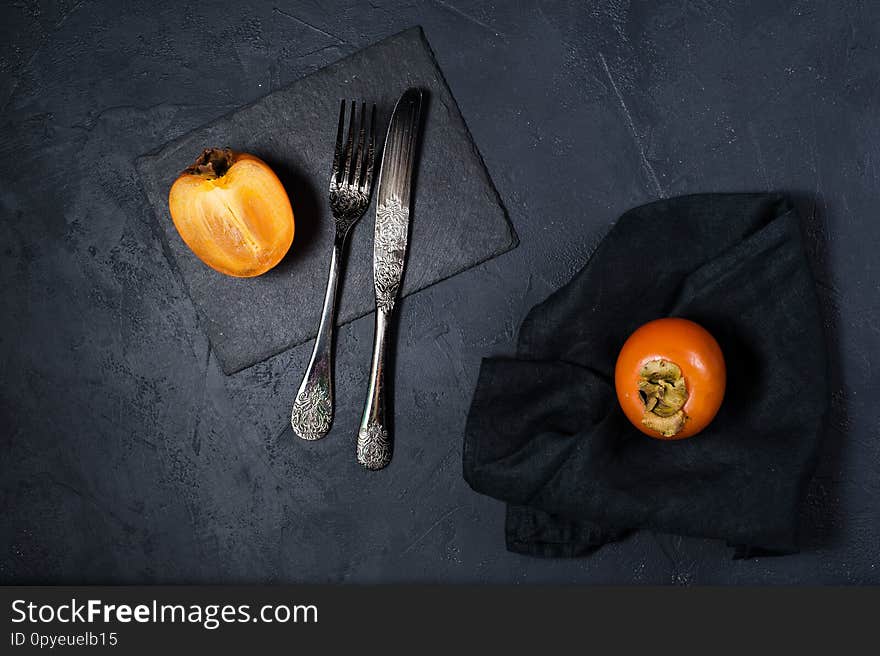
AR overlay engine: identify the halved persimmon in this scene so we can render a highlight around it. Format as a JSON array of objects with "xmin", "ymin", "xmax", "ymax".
[
  {"xmin": 614, "ymin": 318, "xmax": 726, "ymax": 440},
  {"xmin": 168, "ymin": 148, "xmax": 294, "ymax": 277}
]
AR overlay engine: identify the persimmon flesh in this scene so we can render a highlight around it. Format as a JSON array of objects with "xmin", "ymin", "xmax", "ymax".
[
  {"xmin": 169, "ymin": 148, "xmax": 294, "ymax": 277},
  {"xmin": 615, "ymin": 318, "xmax": 725, "ymax": 440}
]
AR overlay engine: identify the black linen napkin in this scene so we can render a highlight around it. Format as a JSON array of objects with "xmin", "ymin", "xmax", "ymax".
[{"xmin": 463, "ymin": 193, "xmax": 829, "ymax": 557}]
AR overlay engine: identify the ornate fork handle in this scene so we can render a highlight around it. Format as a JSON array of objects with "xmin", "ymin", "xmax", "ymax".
[
  {"xmin": 357, "ymin": 307, "xmax": 393, "ymax": 469},
  {"xmin": 291, "ymin": 238, "xmax": 342, "ymax": 440},
  {"xmin": 292, "ymin": 100, "xmax": 376, "ymax": 441}
]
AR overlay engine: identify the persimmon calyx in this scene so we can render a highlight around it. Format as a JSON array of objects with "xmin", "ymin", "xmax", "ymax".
[
  {"xmin": 184, "ymin": 147, "xmax": 234, "ymax": 179},
  {"xmin": 638, "ymin": 359, "xmax": 689, "ymax": 437}
]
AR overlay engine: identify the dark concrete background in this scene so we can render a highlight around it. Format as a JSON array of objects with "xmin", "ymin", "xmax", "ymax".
[{"xmin": 1, "ymin": 0, "xmax": 877, "ymax": 583}]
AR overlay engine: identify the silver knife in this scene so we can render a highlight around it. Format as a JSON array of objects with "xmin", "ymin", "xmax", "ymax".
[{"xmin": 357, "ymin": 88, "xmax": 423, "ymax": 470}]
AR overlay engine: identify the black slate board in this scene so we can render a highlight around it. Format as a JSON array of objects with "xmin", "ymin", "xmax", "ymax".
[{"xmin": 136, "ymin": 27, "xmax": 515, "ymax": 374}]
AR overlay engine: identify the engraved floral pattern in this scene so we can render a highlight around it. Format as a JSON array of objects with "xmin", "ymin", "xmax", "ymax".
[
  {"xmin": 374, "ymin": 197, "xmax": 409, "ymax": 312},
  {"xmin": 329, "ymin": 182, "xmax": 369, "ymax": 235},
  {"xmin": 357, "ymin": 422, "xmax": 391, "ymax": 470},
  {"xmin": 291, "ymin": 381, "xmax": 332, "ymax": 440}
]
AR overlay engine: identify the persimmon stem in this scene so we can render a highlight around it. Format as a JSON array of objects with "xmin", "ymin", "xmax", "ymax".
[{"xmin": 185, "ymin": 147, "xmax": 234, "ymax": 179}]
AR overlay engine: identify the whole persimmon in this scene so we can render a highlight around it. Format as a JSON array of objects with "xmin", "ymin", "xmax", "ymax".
[
  {"xmin": 614, "ymin": 318, "xmax": 725, "ymax": 440},
  {"xmin": 168, "ymin": 148, "xmax": 294, "ymax": 277}
]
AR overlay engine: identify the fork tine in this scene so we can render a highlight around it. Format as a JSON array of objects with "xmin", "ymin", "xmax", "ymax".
[
  {"xmin": 341, "ymin": 100, "xmax": 356, "ymax": 183},
  {"xmin": 359, "ymin": 104, "xmax": 377, "ymax": 191},
  {"xmin": 350, "ymin": 101, "xmax": 367, "ymax": 186},
  {"xmin": 332, "ymin": 99, "xmax": 346, "ymax": 182}
]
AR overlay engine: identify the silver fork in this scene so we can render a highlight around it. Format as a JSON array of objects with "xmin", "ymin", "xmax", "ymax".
[{"xmin": 291, "ymin": 100, "xmax": 377, "ymax": 441}]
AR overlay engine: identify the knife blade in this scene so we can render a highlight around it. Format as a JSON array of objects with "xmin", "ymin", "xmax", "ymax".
[
  {"xmin": 373, "ymin": 88, "xmax": 423, "ymax": 314},
  {"xmin": 357, "ymin": 88, "xmax": 423, "ymax": 470}
]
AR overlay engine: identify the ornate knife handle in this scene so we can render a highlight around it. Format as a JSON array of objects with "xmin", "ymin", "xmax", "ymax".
[
  {"xmin": 291, "ymin": 240, "xmax": 342, "ymax": 440},
  {"xmin": 358, "ymin": 87, "xmax": 422, "ymax": 469},
  {"xmin": 357, "ymin": 308, "xmax": 393, "ymax": 469}
]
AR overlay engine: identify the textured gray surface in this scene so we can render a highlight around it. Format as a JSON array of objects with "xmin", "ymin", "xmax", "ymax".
[
  {"xmin": 1, "ymin": 0, "xmax": 878, "ymax": 584},
  {"xmin": 137, "ymin": 27, "xmax": 515, "ymax": 374}
]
